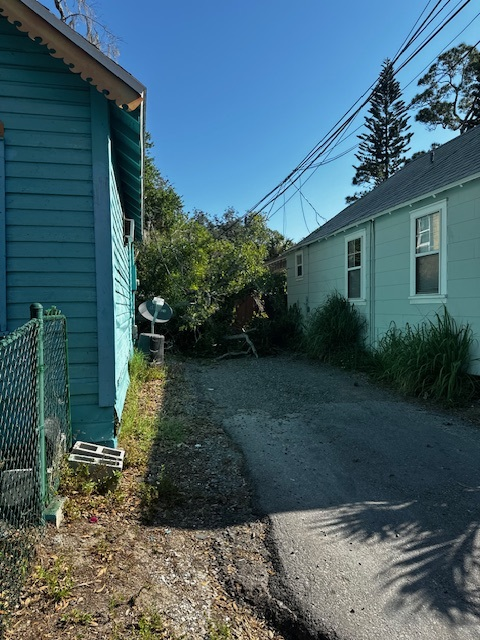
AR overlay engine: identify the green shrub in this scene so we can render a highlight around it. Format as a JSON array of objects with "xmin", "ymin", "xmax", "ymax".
[
  {"xmin": 303, "ymin": 292, "xmax": 367, "ymax": 366},
  {"xmin": 373, "ymin": 308, "xmax": 475, "ymax": 404},
  {"xmin": 249, "ymin": 302, "xmax": 304, "ymax": 354}
]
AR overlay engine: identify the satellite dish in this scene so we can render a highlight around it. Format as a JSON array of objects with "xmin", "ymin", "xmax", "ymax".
[{"xmin": 138, "ymin": 296, "xmax": 173, "ymax": 334}]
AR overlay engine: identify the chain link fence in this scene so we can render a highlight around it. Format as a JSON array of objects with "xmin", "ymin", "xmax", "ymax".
[{"xmin": 0, "ymin": 304, "xmax": 71, "ymax": 631}]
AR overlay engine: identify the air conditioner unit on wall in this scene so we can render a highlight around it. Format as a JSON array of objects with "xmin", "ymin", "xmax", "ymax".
[{"xmin": 124, "ymin": 218, "xmax": 135, "ymax": 244}]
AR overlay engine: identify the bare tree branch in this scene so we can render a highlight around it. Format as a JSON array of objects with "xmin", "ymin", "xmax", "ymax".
[{"xmin": 52, "ymin": 0, "xmax": 120, "ymax": 59}]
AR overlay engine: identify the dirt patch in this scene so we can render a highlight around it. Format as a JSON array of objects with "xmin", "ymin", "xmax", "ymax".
[
  {"xmin": 3, "ymin": 358, "xmax": 480, "ymax": 640},
  {"xmin": 5, "ymin": 359, "xmax": 302, "ymax": 640}
]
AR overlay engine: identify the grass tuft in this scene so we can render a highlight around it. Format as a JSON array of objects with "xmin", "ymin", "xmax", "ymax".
[
  {"xmin": 372, "ymin": 307, "xmax": 475, "ymax": 404},
  {"xmin": 303, "ymin": 292, "xmax": 367, "ymax": 368}
]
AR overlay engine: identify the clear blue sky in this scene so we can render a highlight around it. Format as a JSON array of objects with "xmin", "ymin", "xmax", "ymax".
[{"xmin": 45, "ymin": 1, "xmax": 480, "ymax": 242}]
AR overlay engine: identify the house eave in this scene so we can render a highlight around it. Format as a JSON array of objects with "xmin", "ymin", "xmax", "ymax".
[
  {"xmin": 286, "ymin": 171, "xmax": 480, "ymax": 252},
  {"xmin": 0, "ymin": 0, "xmax": 145, "ymax": 111}
]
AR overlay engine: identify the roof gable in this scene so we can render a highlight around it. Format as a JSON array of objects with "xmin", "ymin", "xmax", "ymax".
[
  {"xmin": 294, "ymin": 126, "xmax": 480, "ymax": 248},
  {"xmin": 0, "ymin": 0, "xmax": 146, "ymax": 239},
  {"xmin": 0, "ymin": 0, "xmax": 145, "ymax": 111}
]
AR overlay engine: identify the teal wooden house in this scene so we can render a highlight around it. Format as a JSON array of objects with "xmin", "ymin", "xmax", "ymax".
[
  {"xmin": 0, "ymin": 0, "xmax": 146, "ymax": 445},
  {"xmin": 286, "ymin": 127, "xmax": 480, "ymax": 373}
]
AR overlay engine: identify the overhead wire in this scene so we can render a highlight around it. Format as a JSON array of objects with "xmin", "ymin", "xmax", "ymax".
[
  {"xmin": 271, "ymin": 1, "xmax": 455, "ymax": 181},
  {"xmin": 392, "ymin": 0, "xmax": 451, "ymax": 64},
  {"xmin": 401, "ymin": 15, "xmax": 480, "ymax": 91},
  {"xmin": 394, "ymin": 0, "xmax": 473, "ymax": 73},
  {"xmin": 298, "ymin": 179, "xmax": 310, "ymax": 233},
  {"xmin": 392, "ymin": 0, "xmax": 437, "ymax": 62},
  {"xmin": 249, "ymin": 0, "xmax": 476, "ymax": 217},
  {"xmin": 213, "ymin": 0, "xmax": 477, "ymax": 239},
  {"xmin": 311, "ymin": 0, "xmax": 475, "ymax": 169}
]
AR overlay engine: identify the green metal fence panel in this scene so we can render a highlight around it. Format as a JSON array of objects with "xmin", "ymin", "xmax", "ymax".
[
  {"xmin": 0, "ymin": 304, "xmax": 71, "ymax": 632},
  {"xmin": 43, "ymin": 307, "xmax": 72, "ymax": 504}
]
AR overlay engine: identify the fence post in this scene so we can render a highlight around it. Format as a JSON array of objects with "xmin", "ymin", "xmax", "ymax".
[{"xmin": 30, "ymin": 303, "xmax": 46, "ymax": 507}]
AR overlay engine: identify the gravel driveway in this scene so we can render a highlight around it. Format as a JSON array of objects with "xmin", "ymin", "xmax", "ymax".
[{"xmin": 184, "ymin": 354, "xmax": 480, "ymax": 640}]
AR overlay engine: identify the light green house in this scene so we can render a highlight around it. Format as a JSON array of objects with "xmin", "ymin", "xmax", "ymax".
[
  {"xmin": 286, "ymin": 127, "xmax": 480, "ymax": 373},
  {"xmin": 0, "ymin": 0, "xmax": 146, "ymax": 444}
]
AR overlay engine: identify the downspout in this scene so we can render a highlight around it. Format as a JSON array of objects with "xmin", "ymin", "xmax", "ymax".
[
  {"xmin": 369, "ymin": 219, "xmax": 376, "ymax": 346},
  {"xmin": 306, "ymin": 244, "xmax": 310, "ymax": 314}
]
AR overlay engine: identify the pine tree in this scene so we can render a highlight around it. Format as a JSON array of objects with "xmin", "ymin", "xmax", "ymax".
[
  {"xmin": 410, "ymin": 44, "xmax": 480, "ymax": 134},
  {"xmin": 347, "ymin": 60, "xmax": 412, "ymax": 203}
]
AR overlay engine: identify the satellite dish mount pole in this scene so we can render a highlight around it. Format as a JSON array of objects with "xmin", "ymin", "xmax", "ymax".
[{"xmin": 151, "ymin": 297, "xmax": 165, "ymax": 334}]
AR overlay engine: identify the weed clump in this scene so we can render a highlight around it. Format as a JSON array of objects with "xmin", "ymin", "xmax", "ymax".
[
  {"xmin": 304, "ymin": 292, "xmax": 367, "ymax": 368},
  {"xmin": 372, "ymin": 308, "xmax": 475, "ymax": 404}
]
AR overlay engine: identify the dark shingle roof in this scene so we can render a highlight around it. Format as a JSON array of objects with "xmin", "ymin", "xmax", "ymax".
[{"xmin": 292, "ymin": 126, "xmax": 480, "ymax": 249}]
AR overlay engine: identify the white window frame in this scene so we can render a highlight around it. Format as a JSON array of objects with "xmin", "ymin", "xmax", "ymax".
[
  {"xmin": 409, "ymin": 200, "xmax": 447, "ymax": 303},
  {"xmin": 295, "ymin": 250, "xmax": 304, "ymax": 280},
  {"xmin": 345, "ymin": 230, "xmax": 366, "ymax": 302}
]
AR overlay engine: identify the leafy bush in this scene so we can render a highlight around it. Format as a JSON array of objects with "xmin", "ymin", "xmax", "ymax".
[
  {"xmin": 246, "ymin": 272, "xmax": 304, "ymax": 354},
  {"xmin": 247, "ymin": 303, "xmax": 303, "ymax": 354},
  {"xmin": 373, "ymin": 308, "xmax": 475, "ymax": 404},
  {"xmin": 303, "ymin": 292, "xmax": 367, "ymax": 367}
]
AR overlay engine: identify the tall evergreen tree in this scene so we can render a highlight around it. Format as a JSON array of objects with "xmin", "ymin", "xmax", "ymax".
[{"xmin": 347, "ymin": 59, "xmax": 412, "ymax": 203}]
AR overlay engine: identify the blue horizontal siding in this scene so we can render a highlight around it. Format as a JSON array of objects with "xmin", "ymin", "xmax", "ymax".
[
  {"xmin": 0, "ymin": 14, "xmax": 108, "ymax": 441},
  {"xmin": 8, "ymin": 255, "xmax": 94, "ymax": 272},
  {"xmin": 0, "ymin": 80, "xmax": 88, "ymax": 106},
  {"xmin": 7, "ymin": 287, "xmax": 97, "ymax": 303},
  {"xmin": 7, "ymin": 163, "xmax": 92, "ymax": 181},
  {"xmin": 7, "ymin": 194, "xmax": 93, "ymax": 211},
  {"xmin": 7, "ymin": 210, "xmax": 93, "ymax": 227},
  {"xmin": 6, "ymin": 146, "xmax": 92, "ymax": 165},
  {"xmin": 7, "ymin": 241, "xmax": 95, "ymax": 258},
  {"xmin": 7, "ymin": 131, "xmax": 91, "ymax": 150},
  {"xmin": 0, "ymin": 95, "xmax": 90, "ymax": 118},
  {"xmin": 7, "ymin": 271, "xmax": 95, "ymax": 288},
  {"xmin": 3, "ymin": 112, "xmax": 90, "ymax": 135},
  {"xmin": 6, "ymin": 177, "xmax": 92, "ymax": 196},
  {"xmin": 110, "ymin": 149, "xmax": 133, "ymax": 419},
  {"xmin": 6, "ymin": 225, "xmax": 94, "ymax": 243}
]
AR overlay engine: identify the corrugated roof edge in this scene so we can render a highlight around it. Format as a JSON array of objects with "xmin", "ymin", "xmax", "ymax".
[{"xmin": 284, "ymin": 126, "xmax": 480, "ymax": 255}]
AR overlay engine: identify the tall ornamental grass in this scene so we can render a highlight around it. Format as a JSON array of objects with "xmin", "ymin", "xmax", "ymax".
[
  {"xmin": 374, "ymin": 308, "xmax": 475, "ymax": 404},
  {"xmin": 304, "ymin": 292, "xmax": 367, "ymax": 367}
]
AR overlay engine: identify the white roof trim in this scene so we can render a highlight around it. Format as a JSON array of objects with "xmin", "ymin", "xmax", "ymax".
[{"xmin": 287, "ymin": 172, "xmax": 480, "ymax": 252}]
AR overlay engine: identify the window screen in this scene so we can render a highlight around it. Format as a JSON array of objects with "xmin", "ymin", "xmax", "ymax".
[
  {"xmin": 347, "ymin": 237, "xmax": 362, "ymax": 299},
  {"xmin": 295, "ymin": 252, "xmax": 303, "ymax": 278},
  {"xmin": 415, "ymin": 212, "xmax": 439, "ymax": 294}
]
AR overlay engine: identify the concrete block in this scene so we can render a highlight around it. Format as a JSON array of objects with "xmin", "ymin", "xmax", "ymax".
[
  {"xmin": 71, "ymin": 441, "xmax": 125, "ymax": 462},
  {"xmin": 0, "ymin": 469, "xmax": 36, "ymax": 508},
  {"xmin": 67, "ymin": 453, "xmax": 123, "ymax": 481}
]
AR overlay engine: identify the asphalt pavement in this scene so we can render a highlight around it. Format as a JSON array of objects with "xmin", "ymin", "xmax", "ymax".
[{"xmin": 184, "ymin": 355, "xmax": 480, "ymax": 640}]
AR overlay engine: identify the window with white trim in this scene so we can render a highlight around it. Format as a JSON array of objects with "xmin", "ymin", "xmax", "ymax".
[
  {"xmin": 295, "ymin": 250, "xmax": 303, "ymax": 279},
  {"xmin": 410, "ymin": 201, "xmax": 446, "ymax": 298},
  {"xmin": 346, "ymin": 231, "xmax": 365, "ymax": 300}
]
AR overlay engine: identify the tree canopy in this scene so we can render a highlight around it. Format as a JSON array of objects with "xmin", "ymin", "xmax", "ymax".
[
  {"xmin": 137, "ymin": 137, "xmax": 292, "ymax": 347},
  {"xmin": 410, "ymin": 44, "xmax": 480, "ymax": 133},
  {"xmin": 144, "ymin": 134, "xmax": 184, "ymax": 233},
  {"xmin": 347, "ymin": 59, "xmax": 412, "ymax": 203}
]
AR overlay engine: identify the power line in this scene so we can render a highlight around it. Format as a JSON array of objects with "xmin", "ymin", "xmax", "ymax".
[
  {"xmin": 392, "ymin": 0, "xmax": 437, "ymax": 62},
  {"xmin": 214, "ymin": 1, "xmax": 477, "ymax": 240},
  {"xmin": 249, "ymin": 0, "xmax": 476, "ymax": 217},
  {"xmin": 402, "ymin": 14, "xmax": 480, "ymax": 91},
  {"xmin": 394, "ymin": 0, "xmax": 473, "ymax": 73}
]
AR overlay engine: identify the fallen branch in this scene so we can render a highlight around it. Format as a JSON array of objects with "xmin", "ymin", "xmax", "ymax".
[{"xmin": 216, "ymin": 332, "xmax": 259, "ymax": 360}]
